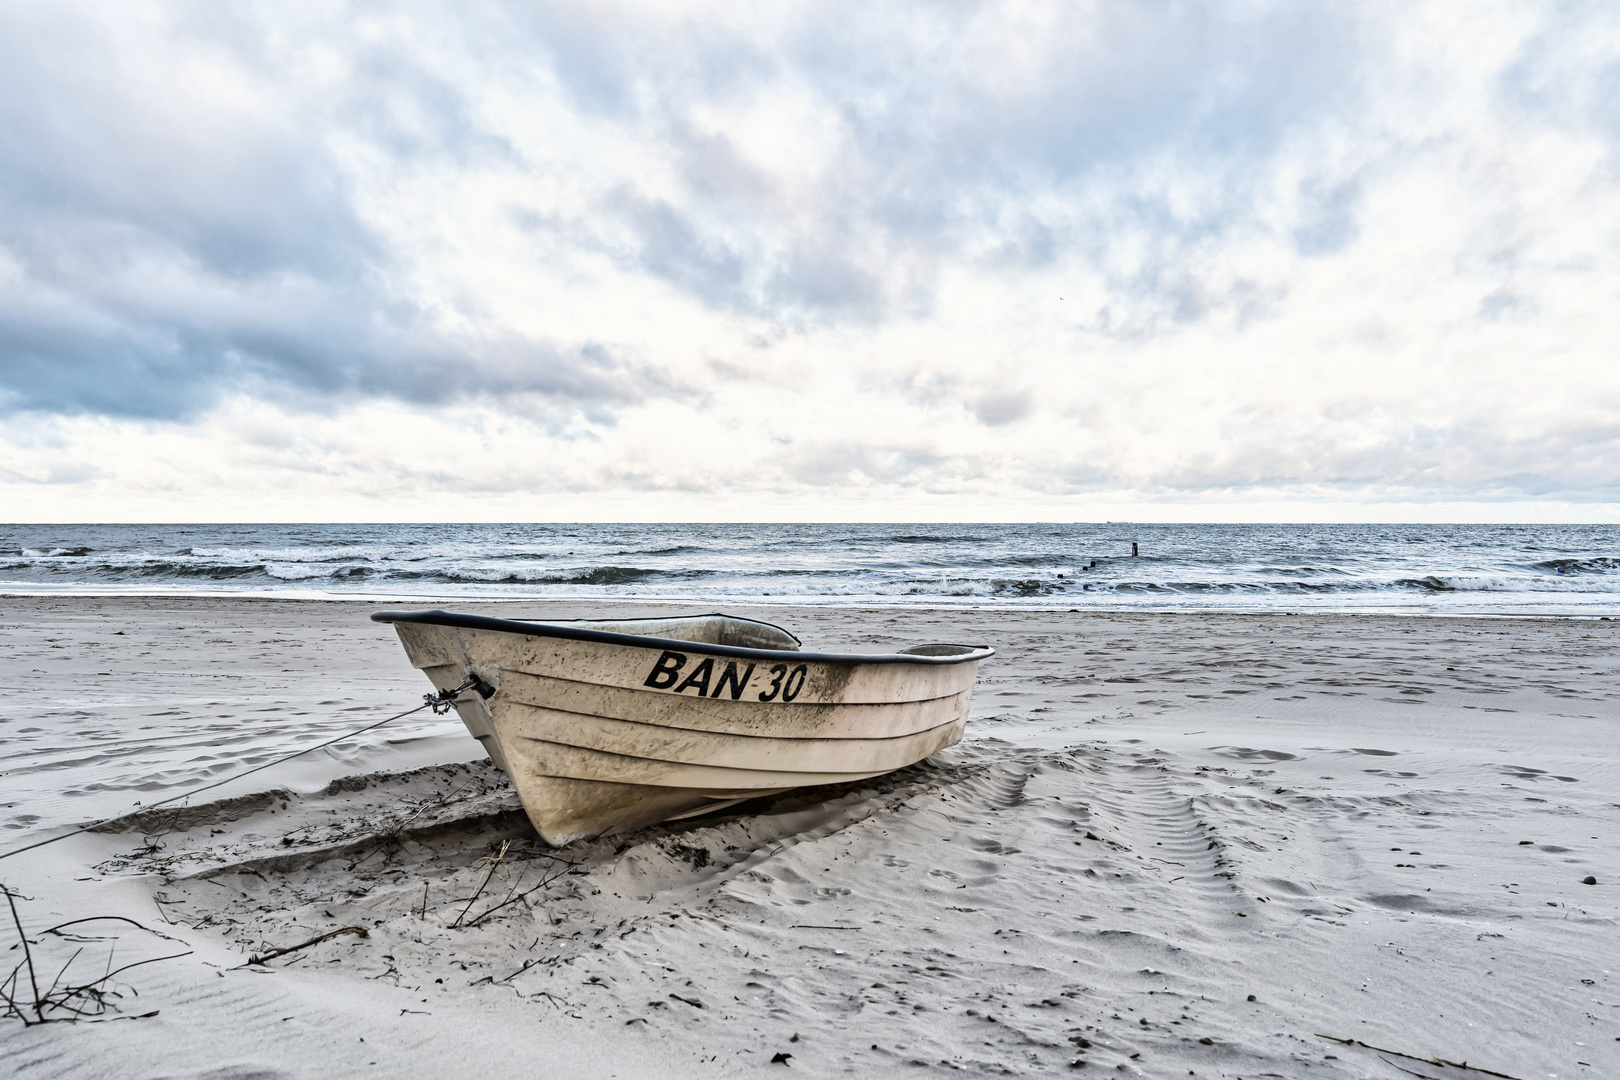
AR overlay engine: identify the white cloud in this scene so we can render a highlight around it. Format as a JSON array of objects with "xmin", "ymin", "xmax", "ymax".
[{"xmin": 1, "ymin": 0, "xmax": 1617, "ymax": 521}]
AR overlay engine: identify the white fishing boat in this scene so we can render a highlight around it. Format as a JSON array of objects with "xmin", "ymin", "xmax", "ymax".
[{"xmin": 373, "ymin": 610, "xmax": 993, "ymax": 844}]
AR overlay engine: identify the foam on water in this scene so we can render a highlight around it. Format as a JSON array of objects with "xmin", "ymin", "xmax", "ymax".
[{"xmin": 2, "ymin": 522, "xmax": 1618, "ymax": 614}]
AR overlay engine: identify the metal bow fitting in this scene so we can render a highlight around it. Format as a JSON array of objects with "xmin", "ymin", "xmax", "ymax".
[{"xmin": 426, "ymin": 674, "xmax": 481, "ymax": 714}]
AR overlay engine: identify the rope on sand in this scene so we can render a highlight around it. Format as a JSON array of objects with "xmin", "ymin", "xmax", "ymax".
[{"xmin": 0, "ymin": 676, "xmax": 483, "ymax": 863}]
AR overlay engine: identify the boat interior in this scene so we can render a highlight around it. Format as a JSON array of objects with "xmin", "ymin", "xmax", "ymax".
[{"xmin": 563, "ymin": 613, "xmax": 803, "ymax": 651}]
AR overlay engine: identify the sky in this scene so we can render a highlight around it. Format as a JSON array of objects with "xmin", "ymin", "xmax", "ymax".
[{"xmin": 2, "ymin": 0, "xmax": 1618, "ymax": 523}]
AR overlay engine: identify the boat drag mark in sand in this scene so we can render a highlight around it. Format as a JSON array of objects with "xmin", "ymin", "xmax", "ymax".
[{"xmin": 373, "ymin": 609, "xmax": 993, "ymax": 845}]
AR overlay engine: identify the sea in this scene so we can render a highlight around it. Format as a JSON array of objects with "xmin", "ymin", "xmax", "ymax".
[{"xmin": 4, "ymin": 522, "xmax": 1619, "ymax": 616}]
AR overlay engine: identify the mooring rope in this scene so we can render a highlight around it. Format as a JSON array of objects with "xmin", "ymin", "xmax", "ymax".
[{"xmin": 0, "ymin": 678, "xmax": 478, "ymax": 863}]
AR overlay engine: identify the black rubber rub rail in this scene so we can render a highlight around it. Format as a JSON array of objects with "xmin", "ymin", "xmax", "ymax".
[{"xmin": 371, "ymin": 610, "xmax": 994, "ymax": 666}]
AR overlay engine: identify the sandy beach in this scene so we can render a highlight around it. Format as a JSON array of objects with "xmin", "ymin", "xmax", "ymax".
[{"xmin": 3, "ymin": 596, "xmax": 1616, "ymax": 1078}]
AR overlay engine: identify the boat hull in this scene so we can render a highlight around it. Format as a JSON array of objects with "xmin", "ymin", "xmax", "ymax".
[{"xmin": 377, "ymin": 611, "xmax": 992, "ymax": 844}]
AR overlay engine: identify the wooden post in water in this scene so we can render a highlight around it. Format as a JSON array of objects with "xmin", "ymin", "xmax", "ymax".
[{"xmin": 1132, "ymin": 541, "xmax": 1139, "ymax": 557}]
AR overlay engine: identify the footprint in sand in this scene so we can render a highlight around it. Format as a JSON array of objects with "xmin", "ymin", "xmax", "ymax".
[
  {"xmin": 1502, "ymin": 765, "xmax": 1579, "ymax": 782},
  {"xmin": 1212, "ymin": 746, "xmax": 1298, "ymax": 762},
  {"xmin": 970, "ymin": 838, "xmax": 1019, "ymax": 854}
]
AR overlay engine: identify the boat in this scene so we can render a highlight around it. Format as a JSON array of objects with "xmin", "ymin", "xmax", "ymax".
[{"xmin": 372, "ymin": 610, "xmax": 993, "ymax": 845}]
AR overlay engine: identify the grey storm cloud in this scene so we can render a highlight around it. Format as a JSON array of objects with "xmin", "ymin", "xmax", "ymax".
[
  {"xmin": 0, "ymin": 4, "xmax": 662, "ymax": 420},
  {"xmin": 1, "ymin": 1, "xmax": 1610, "ymax": 427}
]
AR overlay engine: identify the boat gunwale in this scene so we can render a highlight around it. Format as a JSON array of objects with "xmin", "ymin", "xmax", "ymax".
[{"xmin": 372, "ymin": 609, "xmax": 994, "ymax": 665}]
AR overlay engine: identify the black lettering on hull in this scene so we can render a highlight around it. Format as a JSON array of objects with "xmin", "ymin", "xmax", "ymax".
[
  {"xmin": 758, "ymin": 663, "xmax": 787, "ymax": 701},
  {"xmin": 673, "ymin": 657, "xmax": 715, "ymax": 696},
  {"xmin": 712, "ymin": 661, "xmax": 756, "ymax": 700},
  {"xmin": 758, "ymin": 663, "xmax": 809, "ymax": 701},
  {"xmin": 644, "ymin": 650, "xmax": 687, "ymax": 689},
  {"xmin": 781, "ymin": 664, "xmax": 808, "ymax": 702}
]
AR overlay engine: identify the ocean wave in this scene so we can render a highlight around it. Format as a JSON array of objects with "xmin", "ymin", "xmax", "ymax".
[
  {"xmin": 1400, "ymin": 574, "xmax": 1620, "ymax": 593},
  {"xmin": 187, "ymin": 546, "xmax": 381, "ymax": 563},
  {"xmin": 263, "ymin": 563, "xmax": 377, "ymax": 581},
  {"xmin": 1532, "ymin": 557, "xmax": 1620, "ymax": 575},
  {"xmin": 390, "ymin": 565, "xmax": 699, "ymax": 586},
  {"xmin": 5, "ymin": 523, "xmax": 1620, "ymax": 615},
  {"xmin": 989, "ymin": 577, "xmax": 1068, "ymax": 597},
  {"xmin": 556, "ymin": 566, "xmax": 665, "ymax": 587},
  {"xmin": 77, "ymin": 561, "xmax": 276, "ymax": 580},
  {"xmin": 194, "ymin": 542, "xmax": 697, "ymax": 565},
  {"xmin": 930, "ymin": 552, "xmax": 1075, "ymax": 569},
  {"xmin": 13, "ymin": 557, "xmax": 1620, "ymax": 596},
  {"xmin": 4, "ymin": 557, "xmax": 275, "ymax": 579},
  {"xmin": 1, "ymin": 555, "xmax": 292, "ymax": 581}
]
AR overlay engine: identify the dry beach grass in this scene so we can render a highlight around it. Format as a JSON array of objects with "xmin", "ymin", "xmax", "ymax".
[{"xmin": 2, "ymin": 596, "xmax": 1616, "ymax": 1077}]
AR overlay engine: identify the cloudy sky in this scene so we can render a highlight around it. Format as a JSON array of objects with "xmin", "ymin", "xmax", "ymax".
[{"xmin": 3, "ymin": 1, "xmax": 1617, "ymax": 522}]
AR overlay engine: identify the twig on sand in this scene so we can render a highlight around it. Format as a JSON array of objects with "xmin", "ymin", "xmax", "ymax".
[
  {"xmin": 246, "ymin": 927, "xmax": 368, "ymax": 966},
  {"xmin": 132, "ymin": 809, "xmax": 186, "ymax": 859},
  {"xmin": 1380, "ymin": 1057, "xmax": 1453, "ymax": 1079},
  {"xmin": 465, "ymin": 879, "xmax": 546, "ymax": 929},
  {"xmin": 1316, "ymin": 1034, "xmax": 1526, "ymax": 1079},
  {"xmin": 42, "ymin": 915, "xmax": 187, "ymax": 945},
  {"xmin": 451, "ymin": 841, "xmax": 510, "ymax": 929},
  {"xmin": 495, "ymin": 958, "xmax": 542, "ymax": 983},
  {"xmin": 349, "ymin": 780, "xmax": 476, "ymax": 869},
  {"xmin": 3, "ymin": 884, "xmax": 43, "ymax": 1024},
  {"xmin": 464, "ymin": 852, "xmax": 572, "ymax": 928},
  {"xmin": 3, "ymin": 884, "xmax": 190, "ymax": 1025}
]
